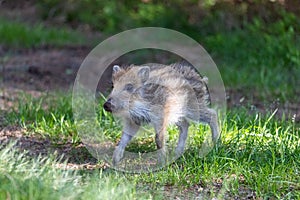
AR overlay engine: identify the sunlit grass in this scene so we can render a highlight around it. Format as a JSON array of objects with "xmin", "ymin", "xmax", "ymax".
[{"xmin": 5, "ymin": 92, "xmax": 79, "ymax": 143}]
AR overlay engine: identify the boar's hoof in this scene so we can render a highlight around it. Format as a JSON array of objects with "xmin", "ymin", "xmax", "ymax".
[
  {"xmin": 175, "ymin": 146, "xmax": 185, "ymax": 158},
  {"xmin": 112, "ymin": 146, "xmax": 124, "ymax": 166},
  {"xmin": 157, "ymin": 149, "xmax": 167, "ymax": 167}
]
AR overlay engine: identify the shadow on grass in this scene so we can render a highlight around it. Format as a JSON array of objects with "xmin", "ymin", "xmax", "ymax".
[{"xmin": 0, "ymin": 125, "xmax": 108, "ymax": 171}]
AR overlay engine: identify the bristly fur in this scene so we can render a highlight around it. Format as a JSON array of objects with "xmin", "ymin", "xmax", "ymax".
[{"xmin": 129, "ymin": 106, "xmax": 151, "ymax": 125}]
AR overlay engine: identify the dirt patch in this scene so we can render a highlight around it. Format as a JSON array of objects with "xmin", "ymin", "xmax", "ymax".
[
  {"xmin": 1, "ymin": 46, "xmax": 90, "ymax": 92},
  {"xmin": 0, "ymin": 46, "xmax": 94, "ymax": 114}
]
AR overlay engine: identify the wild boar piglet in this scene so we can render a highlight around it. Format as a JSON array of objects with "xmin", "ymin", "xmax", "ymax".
[{"xmin": 103, "ymin": 63, "xmax": 219, "ymax": 165}]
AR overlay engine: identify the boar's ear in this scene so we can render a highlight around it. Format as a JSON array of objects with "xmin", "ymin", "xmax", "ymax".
[
  {"xmin": 138, "ymin": 66, "xmax": 150, "ymax": 83},
  {"xmin": 112, "ymin": 65, "xmax": 121, "ymax": 74}
]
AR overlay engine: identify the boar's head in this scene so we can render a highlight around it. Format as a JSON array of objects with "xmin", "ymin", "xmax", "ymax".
[{"xmin": 103, "ymin": 65, "xmax": 150, "ymax": 117}]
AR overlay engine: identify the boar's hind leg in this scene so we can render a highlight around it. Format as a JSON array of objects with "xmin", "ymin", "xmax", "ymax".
[
  {"xmin": 175, "ymin": 119, "xmax": 189, "ymax": 157},
  {"xmin": 112, "ymin": 123, "xmax": 139, "ymax": 166},
  {"xmin": 199, "ymin": 108, "xmax": 220, "ymax": 143}
]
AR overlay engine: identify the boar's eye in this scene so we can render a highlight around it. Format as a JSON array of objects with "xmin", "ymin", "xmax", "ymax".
[{"xmin": 124, "ymin": 83, "xmax": 134, "ymax": 92}]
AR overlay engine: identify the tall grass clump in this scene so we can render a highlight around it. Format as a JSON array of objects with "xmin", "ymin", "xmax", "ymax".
[
  {"xmin": 0, "ymin": 143, "xmax": 150, "ymax": 200},
  {"xmin": 5, "ymin": 92, "xmax": 79, "ymax": 143}
]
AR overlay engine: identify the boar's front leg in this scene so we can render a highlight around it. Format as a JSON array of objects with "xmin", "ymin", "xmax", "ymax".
[
  {"xmin": 154, "ymin": 119, "xmax": 168, "ymax": 166},
  {"xmin": 175, "ymin": 119, "xmax": 189, "ymax": 157},
  {"xmin": 112, "ymin": 121, "xmax": 139, "ymax": 166}
]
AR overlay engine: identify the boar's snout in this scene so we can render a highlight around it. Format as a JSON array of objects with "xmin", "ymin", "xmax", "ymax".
[{"xmin": 103, "ymin": 98, "xmax": 113, "ymax": 112}]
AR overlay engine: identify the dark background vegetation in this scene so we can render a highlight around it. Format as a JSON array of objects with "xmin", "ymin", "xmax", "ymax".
[{"xmin": 37, "ymin": 0, "xmax": 300, "ymax": 34}]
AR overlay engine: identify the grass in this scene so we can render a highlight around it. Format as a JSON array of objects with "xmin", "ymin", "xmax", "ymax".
[
  {"xmin": 2, "ymin": 92, "xmax": 300, "ymax": 199},
  {"xmin": 0, "ymin": 18, "xmax": 85, "ymax": 48}
]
